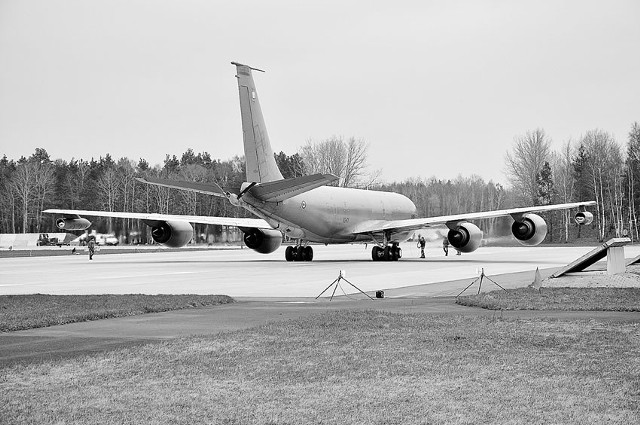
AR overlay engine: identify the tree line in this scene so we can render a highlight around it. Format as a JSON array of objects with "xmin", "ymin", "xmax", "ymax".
[
  {"xmin": 503, "ymin": 124, "xmax": 640, "ymax": 242},
  {"xmin": 1, "ymin": 122, "xmax": 638, "ymax": 243}
]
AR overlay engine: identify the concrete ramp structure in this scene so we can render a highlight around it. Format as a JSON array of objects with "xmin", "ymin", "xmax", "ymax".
[
  {"xmin": 549, "ymin": 238, "xmax": 632, "ymax": 278},
  {"xmin": 627, "ymin": 254, "xmax": 640, "ymax": 266}
]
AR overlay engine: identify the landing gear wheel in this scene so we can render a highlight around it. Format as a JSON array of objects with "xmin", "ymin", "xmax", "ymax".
[
  {"xmin": 372, "ymin": 244, "xmax": 402, "ymax": 261},
  {"xmin": 285, "ymin": 245, "xmax": 314, "ymax": 262},
  {"xmin": 285, "ymin": 246, "xmax": 294, "ymax": 262},
  {"xmin": 390, "ymin": 244, "xmax": 401, "ymax": 261},
  {"xmin": 302, "ymin": 246, "xmax": 314, "ymax": 261}
]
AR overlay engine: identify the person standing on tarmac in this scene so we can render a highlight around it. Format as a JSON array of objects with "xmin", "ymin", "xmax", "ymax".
[
  {"xmin": 442, "ymin": 236, "xmax": 449, "ymax": 256},
  {"xmin": 417, "ymin": 234, "xmax": 426, "ymax": 258},
  {"xmin": 87, "ymin": 236, "xmax": 96, "ymax": 260}
]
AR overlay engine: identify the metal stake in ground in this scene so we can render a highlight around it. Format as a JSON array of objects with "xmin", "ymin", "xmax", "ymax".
[
  {"xmin": 456, "ymin": 267, "xmax": 506, "ymax": 297},
  {"xmin": 316, "ymin": 270, "xmax": 375, "ymax": 301}
]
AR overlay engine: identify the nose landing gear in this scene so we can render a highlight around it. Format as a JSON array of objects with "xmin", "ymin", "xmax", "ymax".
[{"xmin": 372, "ymin": 243, "xmax": 402, "ymax": 261}]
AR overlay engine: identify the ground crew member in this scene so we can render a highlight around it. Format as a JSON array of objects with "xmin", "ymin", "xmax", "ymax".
[
  {"xmin": 417, "ymin": 234, "xmax": 426, "ymax": 258},
  {"xmin": 442, "ymin": 236, "xmax": 449, "ymax": 256},
  {"xmin": 87, "ymin": 236, "xmax": 96, "ymax": 260}
]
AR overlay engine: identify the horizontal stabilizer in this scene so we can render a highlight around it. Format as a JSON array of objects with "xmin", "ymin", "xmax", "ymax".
[
  {"xmin": 249, "ymin": 174, "xmax": 339, "ymax": 202},
  {"xmin": 136, "ymin": 177, "xmax": 228, "ymax": 198}
]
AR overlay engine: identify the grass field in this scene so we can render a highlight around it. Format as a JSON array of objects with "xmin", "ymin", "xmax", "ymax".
[
  {"xmin": 0, "ymin": 294, "xmax": 234, "ymax": 332},
  {"xmin": 457, "ymin": 287, "xmax": 640, "ymax": 311},
  {"xmin": 1, "ymin": 310, "xmax": 638, "ymax": 424}
]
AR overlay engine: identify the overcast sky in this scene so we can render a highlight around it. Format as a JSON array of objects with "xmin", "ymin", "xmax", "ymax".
[{"xmin": 1, "ymin": 0, "xmax": 638, "ymax": 184}]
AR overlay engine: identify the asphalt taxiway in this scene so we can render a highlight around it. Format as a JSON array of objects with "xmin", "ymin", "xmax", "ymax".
[{"xmin": 4, "ymin": 243, "xmax": 638, "ymax": 298}]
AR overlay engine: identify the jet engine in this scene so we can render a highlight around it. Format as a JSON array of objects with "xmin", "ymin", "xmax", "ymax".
[
  {"xmin": 511, "ymin": 213, "xmax": 547, "ymax": 246},
  {"xmin": 240, "ymin": 227, "xmax": 282, "ymax": 254},
  {"xmin": 448, "ymin": 222, "xmax": 483, "ymax": 253},
  {"xmin": 574, "ymin": 211, "xmax": 594, "ymax": 225},
  {"xmin": 55, "ymin": 217, "xmax": 91, "ymax": 231},
  {"xmin": 149, "ymin": 220, "xmax": 194, "ymax": 248}
]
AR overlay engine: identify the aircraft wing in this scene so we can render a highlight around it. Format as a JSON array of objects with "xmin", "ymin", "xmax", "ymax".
[
  {"xmin": 43, "ymin": 209, "xmax": 273, "ymax": 229},
  {"xmin": 351, "ymin": 201, "xmax": 597, "ymax": 234}
]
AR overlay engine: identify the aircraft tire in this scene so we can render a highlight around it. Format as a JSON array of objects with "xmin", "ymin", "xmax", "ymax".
[
  {"xmin": 294, "ymin": 246, "xmax": 304, "ymax": 261},
  {"xmin": 303, "ymin": 246, "xmax": 313, "ymax": 261},
  {"xmin": 390, "ymin": 246, "xmax": 398, "ymax": 261},
  {"xmin": 285, "ymin": 246, "xmax": 294, "ymax": 261},
  {"xmin": 372, "ymin": 246, "xmax": 382, "ymax": 261},
  {"xmin": 383, "ymin": 246, "xmax": 391, "ymax": 261}
]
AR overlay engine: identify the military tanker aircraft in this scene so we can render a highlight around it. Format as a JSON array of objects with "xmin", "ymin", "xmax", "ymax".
[{"xmin": 45, "ymin": 62, "xmax": 596, "ymax": 261}]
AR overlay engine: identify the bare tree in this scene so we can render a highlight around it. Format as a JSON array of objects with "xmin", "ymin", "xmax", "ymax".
[
  {"xmin": 504, "ymin": 128, "xmax": 551, "ymax": 205},
  {"xmin": 33, "ymin": 161, "xmax": 54, "ymax": 232},
  {"xmin": 551, "ymin": 141, "xmax": 575, "ymax": 242},
  {"xmin": 96, "ymin": 163, "xmax": 123, "ymax": 234},
  {"xmin": 626, "ymin": 122, "xmax": 640, "ymax": 240},
  {"xmin": 300, "ymin": 136, "xmax": 372, "ymax": 188},
  {"xmin": 342, "ymin": 137, "xmax": 369, "ymax": 188},
  {"xmin": 7, "ymin": 157, "xmax": 54, "ymax": 233},
  {"xmin": 580, "ymin": 129, "xmax": 623, "ymax": 240},
  {"xmin": 9, "ymin": 162, "xmax": 36, "ymax": 232}
]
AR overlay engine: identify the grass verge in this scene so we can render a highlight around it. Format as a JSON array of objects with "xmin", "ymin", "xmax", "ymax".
[
  {"xmin": 0, "ymin": 294, "xmax": 234, "ymax": 332},
  {"xmin": 456, "ymin": 287, "xmax": 640, "ymax": 311},
  {"xmin": 1, "ymin": 310, "xmax": 638, "ymax": 424}
]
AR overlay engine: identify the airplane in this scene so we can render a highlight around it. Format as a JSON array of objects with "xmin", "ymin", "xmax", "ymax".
[{"xmin": 45, "ymin": 62, "xmax": 596, "ymax": 262}]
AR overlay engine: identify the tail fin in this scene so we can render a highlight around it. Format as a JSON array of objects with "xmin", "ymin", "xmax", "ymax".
[{"xmin": 232, "ymin": 62, "xmax": 283, "ymax": 183}]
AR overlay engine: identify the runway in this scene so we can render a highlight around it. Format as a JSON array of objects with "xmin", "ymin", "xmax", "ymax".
[{"xmin": 2, "ymin": 243, "xmax": 638, "ymax": 298}]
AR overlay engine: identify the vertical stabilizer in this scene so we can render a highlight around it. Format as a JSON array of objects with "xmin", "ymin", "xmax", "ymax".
[{"xmin": 232, "ymin": 62, "xmax": 283, "ymax": 183}]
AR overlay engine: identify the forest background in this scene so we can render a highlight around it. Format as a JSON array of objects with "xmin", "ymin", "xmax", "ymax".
[{"xmin": 1, "ymin": 123, "xmax": 639, "ymax": 245}]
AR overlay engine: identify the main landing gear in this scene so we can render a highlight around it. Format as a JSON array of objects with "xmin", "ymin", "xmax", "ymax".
[
  {"xmin": 285, "ymin": 245, "xmax": 314, "ymax": 262},
  {"xmin": 371, "ymin": 243, "xmax": 402, "ymax": 261}
]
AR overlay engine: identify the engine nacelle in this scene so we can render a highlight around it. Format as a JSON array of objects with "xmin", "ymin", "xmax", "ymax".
[
  {"xmin": 56, "ymin": 217, "xmax": 91, "ymax": 231},
  {"xmin": 150, "ymin": 220, "xmax": 193, "ymax": 248},
  {"xmin": 512, "ymin": 213, "xmax": 547, "ymax": 246},
  {"xmin": 574, "ymin": 211, "xmax": 594, "ymax": 225},
  {"xmin": 241, "ymin": 227, "xmax": 282, "ymax": 254},
  {"xmin": 448, "ymin": 222, "xmax": 483, "ymax": 253}
]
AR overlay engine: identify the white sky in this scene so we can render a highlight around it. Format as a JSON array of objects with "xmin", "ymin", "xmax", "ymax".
[{"xmin": 1, "ymin": 0, "xmax": 638, "ymax": 184}]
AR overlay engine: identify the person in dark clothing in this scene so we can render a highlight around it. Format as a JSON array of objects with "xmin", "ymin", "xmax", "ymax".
[
  {"xmin": 442, "ymin": 237, "xmax": 449, "ymax": 256},
  {"xmin": 417, "ymin": 234, "xmax": 426, "ymax": 258},
  {"xmin": 87, "ymin": 236, "xmax": 96, "ymax": 260}
]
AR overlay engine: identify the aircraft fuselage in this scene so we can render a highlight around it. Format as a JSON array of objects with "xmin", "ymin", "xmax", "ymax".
[{"xmin": 244, "ymin": 186, "xmax": 417, "ymax": 244}]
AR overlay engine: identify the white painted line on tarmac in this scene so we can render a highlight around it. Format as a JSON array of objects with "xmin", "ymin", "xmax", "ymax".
[{"xmin": 92, "ymin": 271, "xmax": 198, "ymax": 280}]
